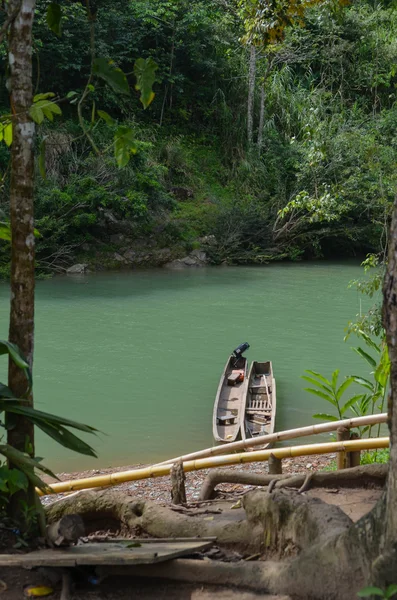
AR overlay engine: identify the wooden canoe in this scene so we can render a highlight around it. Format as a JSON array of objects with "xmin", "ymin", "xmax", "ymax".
[
  {"xmin": 243, "ymin": 361, "xmax": 276, "ymax": 448},
  {"xmin": 212, "ymin": 355, "xmax": 248, "ymax": 444}
]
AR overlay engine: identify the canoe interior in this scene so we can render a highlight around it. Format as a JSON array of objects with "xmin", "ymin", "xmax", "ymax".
[
  {"xmin": 245, "ymin": 360, "xmax": 276, "ymax": 445},
  {"xmin": 213, "ymin": 355, "xmax": 248, "ymax": 443}
]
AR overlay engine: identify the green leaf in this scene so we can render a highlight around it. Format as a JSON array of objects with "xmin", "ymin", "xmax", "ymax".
[
  {"xmin": 33, "ymin": 419, "xmax": 97, "ymax": 457},
  {"xmin": 0, "ymin": 341, "xmax": 31, "ymax": 386},
  {"xmin": 114, "ymin": 125, "xmax": 137, "ymax": 168},
  {"xmin": 385, "ymin": 584, "xmax": 397, "ymax": 599},
  {"xmin": 301, "ymin": 375, "xmax": 332, "ymax": 393},
  {"xmin": 336, "ymin": 377, "xmax": 353, "ymax": 400},
  {"xmin": 3, "ymin": 123, "xmax": 12, "ymax": 147},
  {"xmin": 93, "ymin": 58, "xmax": 130, "ymax": 96},
  {"xmin": 304, "ymin": 388, "xmax": 337, "ymax": 405},
  {"xmin": 4, "ymin": 403, "xmax": 98, "ymax": 434},
  {"xmin": 0, "ymin": 222, "xmax": 11, "ymax": 241},
  {"xmin": 39, "ymin": 138, "xmax": 46, "ymax": 179},
  {"xmin": 134, "ymin": 57, "xmax": 158, "ymax": 109},
  {"xmin": 33, "ymin": 92, "xmax": 55, "ymax": 102},
  {"xmin": 340, "ymin": 395, "xmax": 365, "ymax": 415},
  {"xmin": 29, "ymin": 104, "xmax": 44, "ymax": 124},
  {"xmin": 6, "ymin": 468, "xmax": 28, "ymax": 495},
  {"xmin": 350, "ymin": 376, "xmax": 374, "ymax": 392},
  {"xmin": 357, "ymin": 331, "xmax": 380, "ymax": 353},
  {"xmin": 97, "ymin": 110, "xmax": 115, "ymax": 126},
  {"xmin": 305, "ymin": 370, "xmax": 331, "ymax": 386},
  {"xmin": 357, "ymin": 586, "xmax": 386, "ymax": 597},
  {"xmin": 66, "ymin": 91, "xmax": 78, "ymax": 99},
  {"xmin": 313, "ymin": 413, "xmax": 339, "ymax": 421},
  {"xmin": 331, "ymin": 369, "xmax": 340, "ymax": 391},
  {"xmin": 46, "ymin": 2, "xmax": 62, "ymax": 36},
  {"xmin": 353, "ymin": 347, "xmax": 377, "ymax": 368}
]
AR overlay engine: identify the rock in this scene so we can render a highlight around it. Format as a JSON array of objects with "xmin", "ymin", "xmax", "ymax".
[
  {"xmin": 113, "ymin": 253, "xmax": 128, "ymax": 264},
  {"xmin": 66, "ymin": 263, "xmax": 88, "ymax": 275},
  {"xmin": 110, "ymin": 234, "xmax": 125, "ymax": 244},
  {"xmin": 199, "ymin": 235, "xmax": 216, "ymax": 246},
  {"xmin": 190, "ymin": 249, "xmax": 207, "ymax": 262},
  {"xmin": 165, "ymin": 251, "xmax": 208, "ymax": 269}
]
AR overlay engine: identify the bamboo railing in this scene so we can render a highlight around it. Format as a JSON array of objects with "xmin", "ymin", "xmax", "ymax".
[
  {"xmin": 39, "ymin": 436, "xmax": 389, "ymax": 497},
  {"xmin": 157, "ymin": 413, "xmax": 388, "ymax": 465}
]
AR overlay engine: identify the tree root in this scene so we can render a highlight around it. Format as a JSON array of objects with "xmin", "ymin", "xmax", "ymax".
[
  {"xmin": 199, "ymin": 463, "xmax": 387, "ymax": 500},
  {"xmin": 45, "ymin": 490, "xmax": 263, "ymax": 552},
  {"xmin": 44, "ymin": 469, "xmax": 389, "ymax": 600}
]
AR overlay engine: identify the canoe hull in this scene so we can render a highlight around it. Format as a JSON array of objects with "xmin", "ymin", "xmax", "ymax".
[
  {"xmin": 212, "ymin": 355, "xmax": 248, "ymax": 444},
  {"xmin": 243, "ymin": 361, "xmax": 276, "ymax": 449}
]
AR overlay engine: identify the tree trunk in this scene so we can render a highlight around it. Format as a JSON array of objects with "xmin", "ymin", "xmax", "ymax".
[
  {"xmin": 380, "ymin": 195, "xmax": 397, "ymax": 582},
  {"xmin": 257, "ymin": 84, "xmax": 265, "ymax": 150},
  {"xmin": 6, "ymin": 0, "xmax": 36, "ymax": 519},
  {"xmin": 247, "ymin": 45, "xmax": 256, "ymax": 146}
]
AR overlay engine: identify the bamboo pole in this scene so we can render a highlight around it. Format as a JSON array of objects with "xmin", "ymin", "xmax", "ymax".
[
  {"xmin": 38, "ymin": 437, "xmax": 389, "ymax": 497},
  {"xmin": 157, "ymin": 413, "xmax": 388, "ymax": 466}
]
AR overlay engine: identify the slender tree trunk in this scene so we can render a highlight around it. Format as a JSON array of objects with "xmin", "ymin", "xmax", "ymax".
[
  {"xmin": 247, "ymin": 45, "xmax": 256, "ymax": 145},
  {"xmin": 257, "ymin": 84, "xmax": 265, "ymax": 150},
  {"xmin": 6, "ymin": 0, "xmax": 36, "ymax": 518},
  {"xmin": 380, "ymin": 196, "xmax": 397, "ymax": 581}
]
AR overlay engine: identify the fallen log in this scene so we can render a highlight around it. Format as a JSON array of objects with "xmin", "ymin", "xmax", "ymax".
[{"xmin": 199, "ymin": 464, "xmax": 388, "ymax": 501}]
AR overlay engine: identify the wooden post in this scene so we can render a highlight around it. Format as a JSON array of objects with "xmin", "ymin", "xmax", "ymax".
[
  {"xmin": 337, "ymin": 426, "xmax": 350, "ymax": 470},
  {"xmin": 268, "ymin": 453, "xmax": 282, "ymax": 474},
  {"xmin": 349, "ymin": 431, "xmax": 361, "ymax": 468},
  {"xmin": 171, "ymin": 459, "xmax": 186, "ymax": 505}
]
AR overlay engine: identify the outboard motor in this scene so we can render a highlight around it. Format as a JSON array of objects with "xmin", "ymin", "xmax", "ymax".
[{"xmin": 232, "ymin": 342, "xmax": 250, "ymax": 359}]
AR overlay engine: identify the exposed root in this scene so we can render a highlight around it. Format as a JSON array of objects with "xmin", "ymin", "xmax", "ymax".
[{"xmin": 199, "ymin": 464, "xmax": 387, "ymax": 500}]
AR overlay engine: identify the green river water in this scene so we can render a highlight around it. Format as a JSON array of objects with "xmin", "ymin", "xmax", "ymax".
[{"xmin": 0, "ymin": 262, "xmax": 371, "ymax": 472}]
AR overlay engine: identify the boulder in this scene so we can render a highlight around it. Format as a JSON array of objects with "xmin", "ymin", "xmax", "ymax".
[
  {"xmin": 165, "ymin": 250, "xmax": 208, "ymax": 269},
  {"xmin": 66, "ymin": 263, "xmax": 88, "ymax": 275}
]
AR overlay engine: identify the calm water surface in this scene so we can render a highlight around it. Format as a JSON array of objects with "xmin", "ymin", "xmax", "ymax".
[{"xmin": 0, "ymin": 262, "xmax": 370, "ymax": 471}]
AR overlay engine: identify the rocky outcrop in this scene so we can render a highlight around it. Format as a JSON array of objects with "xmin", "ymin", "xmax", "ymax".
[
  {"xmin": 66, "ymin": 263, "xmax": 88, "ymax": 275},
  {"xmin": 165, "ymin": 249, "xmax": 208, "ymax": 269}
]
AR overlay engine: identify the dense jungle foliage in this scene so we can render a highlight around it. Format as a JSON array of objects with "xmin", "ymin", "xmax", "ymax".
[{"xmin": 1, "ymin": 0, "xmax": 396, "ymax": 273}]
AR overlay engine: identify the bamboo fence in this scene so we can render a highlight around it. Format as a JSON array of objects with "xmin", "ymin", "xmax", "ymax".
[
  {"xmin": 157, "ymin": 413, "xmax": 388, "ymax": 465},
  {"xmin": 39, "ymin": 436, "xmax": 389, "ymax": 497}
]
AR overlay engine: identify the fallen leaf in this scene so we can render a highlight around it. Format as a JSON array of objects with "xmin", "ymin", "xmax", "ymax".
[
  {"xmin": 231, "ymin": 500, "xmax": 242, "ymax": 509},
  {"xmin": 24, "ymin": 585, "xmax": 54, "ymax": 597}
]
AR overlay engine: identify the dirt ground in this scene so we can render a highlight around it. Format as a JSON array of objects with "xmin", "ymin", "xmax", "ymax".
[{"xmin": 0, "ymin": 570, "xmax": 290, "ymax": 600}]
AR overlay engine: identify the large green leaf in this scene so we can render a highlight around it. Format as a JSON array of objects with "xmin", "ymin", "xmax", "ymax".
[
  {"xmin": 93, "ymin": 58, "xmax": 130, "ymax": 96},
  {"xmin": 114, "ymin": 126, "xmax": 137, "ymax": 168},
  {"xmin": 3, "ymin": 123, "xmax": 12, "ymax": 147},
  {"xmin": 353, "ymin": 347, "xmax": 377, "ymax": 368},
  {"xmin": 357, "ymin": 331, "xmax": 380, "ymax": 353},
  {"xmin": 134, "ymin": 57, "xmax": 158, "ymax": 109},
  {"xmin": 0, "ymin": 383, "xmax": 15, "ymax": 399},
  {"xmin": 304, "ymin": 388, "xmax": 337, "ymax": 405},
  {"xmin": 4, "ymin": 402, "xmax": 98, "ymax": 434},
  {"xmin": 32, "ymin": 420, "xmax": 97, "ymax": 457},
  {"xmin": 47, "ymin": 2, "xmax": 62, "ymax": 36}
]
